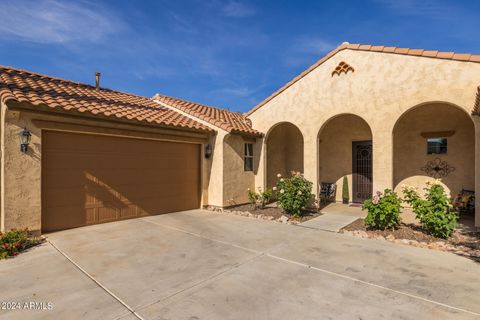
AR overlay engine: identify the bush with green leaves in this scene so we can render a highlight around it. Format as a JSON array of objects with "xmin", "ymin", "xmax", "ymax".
[
  {"xmin": 402, "ymin": 181, "xmax": 457, "ymax": 239},
  {"xmin": 247, "ymin": 187, "xmax": 273, "ymax": 209},
  {"xmin": 276, "ymin": 172, "xmax": 313, "ymax": 216},
  {"xmin": 0, "ymin": 229, "xmax": 41, "ymax": 259},
  {"xmin": 363, "ymin": 189, "xmax": 402, "ymax": 230}
]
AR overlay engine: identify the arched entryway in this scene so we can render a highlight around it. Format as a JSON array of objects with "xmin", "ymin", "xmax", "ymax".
[
  {"xmin": 393, "ymin": 102, "xmax": 475, "ymax": 196},
  {"xmin": 265, "ymin": 122, "xmax": 304, "ymax": 189},
  {"xmin": 318, "ymin": 114, "xmax": 373, "ymax": 203}
]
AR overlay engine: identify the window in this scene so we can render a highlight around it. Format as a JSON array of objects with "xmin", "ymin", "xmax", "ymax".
[
  {"xmin": 427, "ymin": 138, "xmax": 447, "ymax": 154},
  {"xmin": 244, "ymin": 143, "xmax": 253, "ymax": 171}
]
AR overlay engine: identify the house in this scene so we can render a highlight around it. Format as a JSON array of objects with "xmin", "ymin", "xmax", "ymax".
[{"xmin": 1, "ymin": 42, "xmax": 480, "ymax": 233}]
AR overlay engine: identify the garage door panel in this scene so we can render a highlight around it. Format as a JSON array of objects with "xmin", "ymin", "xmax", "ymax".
[{"xmin": 42, "ymin": 131, "xmax": 201, "ymax": 232}]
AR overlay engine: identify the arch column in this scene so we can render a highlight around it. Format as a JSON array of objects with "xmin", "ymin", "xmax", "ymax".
[
  {"xmin": 303, "ymin": 133, "xmax": 318, "ymax": 201},
  {"xmin": 474, "ymin": 116, "xmax": 480, "ymax": 228},
  {"xmin": 372, "ymin": 129, "xmax": 393, "ymax": 193}
]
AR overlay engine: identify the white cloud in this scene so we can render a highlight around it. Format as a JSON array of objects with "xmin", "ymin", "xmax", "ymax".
[
  {"xmin": 222, "ymin": 1, "xmax": 256, "ymax": 17},
  {"xmin": 283, "ymin": 37, "xmax": 337, "ymax": 67},
  {"xmin": 294, "ymin": 37, "xmax": 336, "ymax": 55},
  {"xmin": 212, "ymin": 86, "xmax": 255, "ymax": 97},
  {"xmin": 0, "ymin": 0, "xmax": 122, "ymax": 43},
  {"xmin": 376, "ymin": 0, "xmax": 458, "ymax": 20}
]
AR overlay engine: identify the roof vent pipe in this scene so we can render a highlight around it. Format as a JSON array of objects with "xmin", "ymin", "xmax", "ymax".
[{"xmin": 95, "ymin": 72, "xmax": 101, "ymax": 89}]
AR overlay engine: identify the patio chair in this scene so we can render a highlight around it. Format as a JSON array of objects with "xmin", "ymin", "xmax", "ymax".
[
  {"xmin": 452, "ymin": 189, "xmax": 475, "ymax": 214},
  {"xmin": 319, "ymin": 182, "xmax": 337, "ymax": 206}
]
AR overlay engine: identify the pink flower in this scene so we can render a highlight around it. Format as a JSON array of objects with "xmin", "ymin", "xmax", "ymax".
[{"xmin": 372, "ymin": 195, "xmax": 380, "ymax": 205}]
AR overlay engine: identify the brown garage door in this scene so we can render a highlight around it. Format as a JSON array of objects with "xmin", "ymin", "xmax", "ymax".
[{"xmin": 42, "ymin": 131, "xmax": 200, "ymax": 232}]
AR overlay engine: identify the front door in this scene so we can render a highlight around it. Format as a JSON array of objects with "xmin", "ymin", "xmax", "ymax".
[{"xmin": 352, "ymin": 141, "xmax": 372, "ymax": 203}]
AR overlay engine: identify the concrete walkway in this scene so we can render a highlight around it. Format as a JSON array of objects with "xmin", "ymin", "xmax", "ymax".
[
  {"xmin": 300, "ymin": 203, "xmax": 365, "ymax": 232},
  {"xmin": 1, "ymin": 209, "xmax": 479, "ymax": 319},
  {"xmin": 300, "ymin": 213, "xmax": 359, "ymax": 232}
]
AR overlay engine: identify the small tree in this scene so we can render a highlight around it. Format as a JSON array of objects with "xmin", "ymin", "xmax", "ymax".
[{"xmin": 342, "ymin": 176, "xmax": 349, "ymax": 204}]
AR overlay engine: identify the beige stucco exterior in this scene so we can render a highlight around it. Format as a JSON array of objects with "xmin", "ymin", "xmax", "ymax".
[
  {"xmin": 318, "ymin": 114, "xmax": 372, "ymax": 202},
  {"xmin": 265, "ymin": 122, "xmax": 304, "ymax": 189},
  {"xmin": 247, "ymin": 49, "xmax": 480, "ymax": 227},
  {"xmin": 0, "ymin": 106, "xmax": 211, "ymax": 233},
  {"xmin": 223, "ymin": 134, "xmax": 256, "ymax": 205},
  {"xmin": 393, "ymin": 103, "xmax": 475, "ymax": 196},
  {"xmin": 2, "ymin": 47, "xmax": 480, "ymax": 232}
]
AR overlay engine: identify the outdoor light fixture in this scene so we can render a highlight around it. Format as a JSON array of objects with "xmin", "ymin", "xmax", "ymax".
[
  {"xmin": 19, "ymin": 127, "xmax": 32, "ymax": 153},
  {"xmin": 205, "ymin": 143, "xmax": 212, "ymax": 159}
]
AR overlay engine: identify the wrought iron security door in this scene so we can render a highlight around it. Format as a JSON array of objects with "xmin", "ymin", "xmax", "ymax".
[{"xmin": 352, "ymin": 141, "xmax": 372, "ymax": 203}]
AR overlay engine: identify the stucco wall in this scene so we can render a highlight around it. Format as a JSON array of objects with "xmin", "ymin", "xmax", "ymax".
[
  {"xmin": 222, "ymin": 134, "xmax": 256, "ymax": 206},
  {"xmin": 1, "ymin": 110, "xmax": 42, "ymax": 232},
  {"xmin": 318, "ymin": 114, "xmax": 372, "ymax": 202},
  {"xmin": 266, "ymin": 123, "xmax": 304, "ymax": 188},
  {"xmin": 0, "ymin": 109, "xmax": 211, "ymax": 233},
  {"xmin": 393, "ymin": 103, "xmax": 475, "ymax": 197},
  {"xmin": 204, "ymin": 131, "xmax": 226, "ymax": 207},
  {"xmin": 248, "ymin": 49, "xmax": 480, "ymax": 226}
]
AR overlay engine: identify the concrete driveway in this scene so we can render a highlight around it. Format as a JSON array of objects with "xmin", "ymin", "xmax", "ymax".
[{"xmin": 1, "ymin": 209, "xmax": 479, "ymax": 320}]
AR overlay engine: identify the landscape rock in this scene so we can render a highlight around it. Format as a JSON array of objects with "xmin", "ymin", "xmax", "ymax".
[
  {"xmin": 279, "ymin": 215, "xmax": 289, "ymax": 223},
  {"xmin": 386, "ymin": 234, "xmax": 395, "ymax": 241}
]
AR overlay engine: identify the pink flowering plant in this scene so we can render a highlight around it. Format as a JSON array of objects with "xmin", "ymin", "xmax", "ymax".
[
  {"xmin": 276, "ymin": 172, "xmax": 313, "ymax": 217},
  {"xmin": 363, "ymin": 189, "xmax": 402, "ymax": 230}
]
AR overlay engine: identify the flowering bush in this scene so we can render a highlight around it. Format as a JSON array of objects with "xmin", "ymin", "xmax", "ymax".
[
  {"xmin": 247, "ymin": 187, "xmax": 273, "ymax": 209},
  {"xmin": 0, "ymin": 229, "xmax": 41, "ymax": 259},
  {"xmin": 363, "ymin": 189, "xmax": 402, "ymax": 230},
  {"xmin": 276, "ymin": 172, "xmax": 313, "ymax": 216},
  {"xmin": 402, "ymin": 180, "xmax": 457, "ymax": 239}
]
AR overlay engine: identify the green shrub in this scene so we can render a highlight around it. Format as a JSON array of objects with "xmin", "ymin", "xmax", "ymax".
[
  {"xmin": 0, "ymin": 229, "xmax": 41, "ymax": 259},
  {"xmin": 276, "ymin": 172, "xmax": 313, "ymax": 216},
  {"xmin": 402, "ymin": 181, "xmax": 457, "ymax": 239},
  {"xmin": 247, "ymin": 187, "xmax": 272, "ymax": 209},
  {"xmin": 363, "ymin": 189, "xmax": 402, "ymax": 230}
]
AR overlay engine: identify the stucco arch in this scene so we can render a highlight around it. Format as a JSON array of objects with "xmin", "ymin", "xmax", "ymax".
[
  {"xmin": 392, "ymin": 101, "xmax": 475, "ymax": 197},
  {"xmin": 265, "ymin": 122, "xmax": 304, "ymax": 189},
  {"xmin": 317, "ymin": 114, "xmax": 373, "ymax": 203}
]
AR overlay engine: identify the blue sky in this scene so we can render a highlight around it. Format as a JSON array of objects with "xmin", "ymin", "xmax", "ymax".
[{"xmin": 0, "ymin": 0, "xmax": 479, "ymax": 113}]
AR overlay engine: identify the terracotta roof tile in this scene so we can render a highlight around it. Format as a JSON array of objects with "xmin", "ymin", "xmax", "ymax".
[
  {"xmin": 453, "ymin": 53, "xmax": 472, "ymax": 61},
  {"xmin": 153, "ymin": 94, "xmax": 263, "ymax": 137},
  {"xmin": 247, "ymin": 43, "xmax": 480, "ymax": 116},
  {"xmin": 394, "ymin": 47, "xmax": 410, "ymax": 54},
  {"xmin": 0, "ymin": 66, "xmax": 213, "ymax": 134},
  {"xmin": 408, "ymin": 49, "xmax": 424, "ymax": 56}
]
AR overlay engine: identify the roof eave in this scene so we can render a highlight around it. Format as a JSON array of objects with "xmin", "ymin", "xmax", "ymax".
[{"xmin": 5, "ymin": 99, "xmax": 216, "ymax": 136}]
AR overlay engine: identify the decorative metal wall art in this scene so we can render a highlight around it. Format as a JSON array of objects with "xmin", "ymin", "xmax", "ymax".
[{"xmin": 420, "ymin": 158, "xmax": 455, "ymax": 178}]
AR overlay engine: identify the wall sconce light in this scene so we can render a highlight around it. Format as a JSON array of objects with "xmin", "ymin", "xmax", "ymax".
[
  {"xmin": 205, "ymin": 143, "xmax": 212, "ymax": 159},
  {"xmin": 19, "ymin": 127, "xmax": 32, "ymax": 153}
]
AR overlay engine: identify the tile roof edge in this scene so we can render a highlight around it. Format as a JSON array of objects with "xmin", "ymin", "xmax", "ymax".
[
  {"xmin": 0, "ymin": 64, "xmax": 156, "ymax": 100},
  {"xmin": 153, "ymin": 94, "xmax": 263, "ymax": 137},
  {"xmin": 152, "ymin": 97, "xmax": 226, "ymax": 134},
  {"xmin": 246, "ymin": 43, "xmax": 480, "ymax": 116},
  {"xmin": 5, "ymin": 99, "xmax": 215, "ymax": 134}
]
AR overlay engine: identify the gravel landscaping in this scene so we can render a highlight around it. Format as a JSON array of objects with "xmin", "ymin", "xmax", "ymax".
[
  {"xmin": 341, "ymin": 218, "xmax": 480, "ymax": 262},
  {"xmin": 207, "ymin": 203, "xmax": 321, "ymax": 224}
]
